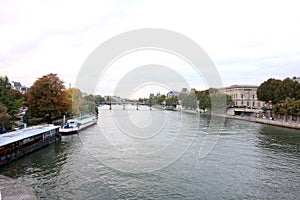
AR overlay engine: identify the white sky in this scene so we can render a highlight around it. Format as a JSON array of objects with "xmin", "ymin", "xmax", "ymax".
[{"xmin": 1, "ymin": 0, "xmax": 300, "ymax": 98}]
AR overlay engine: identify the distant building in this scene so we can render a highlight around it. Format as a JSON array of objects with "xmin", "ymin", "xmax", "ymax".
[
  {"xmin": 21, "ymin": 86, "xmax": 30, "ymax": 93},
  {"xmin": 292, "ymin": 76, "xmax": 300, "ymax": 82},
  {"xmin": 10, "ymin": 81, "xmax": 30, "ymax": 94},
  {"xmin": 10, "ymin": 81, "xmax": 22, "ymax": 91},
  {"xmin": 181, "ymin": 88, "xmax": 189, "ymax": 94},
  {"xmin": 190, "ymin": 88, "xmax": 196, "ymax": 93},
  {"xmin": 167, "ymin": 90, "xmax": 180, "ymax": 98},
  {"xmin": 225, "ymin": 85, "xmax": 265, "ymax": 108},
  {"xmin": 149, "ymin": 93, "xmax": 155, "ymax": 99}
]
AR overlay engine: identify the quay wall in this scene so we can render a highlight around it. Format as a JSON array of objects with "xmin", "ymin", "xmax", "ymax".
[
  {"xmin": 224, "ymin": 115, "xmax": 300, "ymax": 130},
  {"xmin": 147, "ymin": 105, "xmax": 300, "ymax": 130}
]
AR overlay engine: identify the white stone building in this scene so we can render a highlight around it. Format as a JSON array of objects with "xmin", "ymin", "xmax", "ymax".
[{"xmin": 225, "ymin": 85, "xmax": 265, "ymax": 108}]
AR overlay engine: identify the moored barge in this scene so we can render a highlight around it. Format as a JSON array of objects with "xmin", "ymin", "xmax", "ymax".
[
  {"xmin": 59, "ymin": 115, "xmax": 97, "ymax": 135},
  {"xmin": 0, "ymin": 125, "xmax": 61, "ymax": 167}
]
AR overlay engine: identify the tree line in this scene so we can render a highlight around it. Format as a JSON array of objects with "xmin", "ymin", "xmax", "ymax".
[
  {"xmin": 140, "ymin": 88, "xmax": 233, "ymax": 112},
  {"xmin": 0, "ymin": 76, "xmax": 24, "ymax": 130},
  {"xmin": 0, "ymin": 73, "xmax": 105, "ymax": 129},
  {"xmin": 257, "ymin": 77, "xmax": 300, "ymax": 116}
]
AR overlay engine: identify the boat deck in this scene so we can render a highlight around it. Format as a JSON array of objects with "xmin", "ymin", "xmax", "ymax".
[{"xmin": 0, "ymin": 125, "xmax": 60, "ymax": 147}]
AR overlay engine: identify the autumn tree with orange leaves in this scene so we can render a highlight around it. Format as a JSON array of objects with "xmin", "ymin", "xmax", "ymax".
[{"xmin": 28, "ymin": 73, "xmax": 71, "ymax": 123}]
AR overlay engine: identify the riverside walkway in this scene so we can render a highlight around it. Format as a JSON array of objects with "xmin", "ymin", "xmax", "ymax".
[
  {"xmin": 0, "ymin": 175, "xmax": 37, "ymax": 200},
  {"xmin": 226, "ymin": 115, "xmax": 300, "ymax": 130}
]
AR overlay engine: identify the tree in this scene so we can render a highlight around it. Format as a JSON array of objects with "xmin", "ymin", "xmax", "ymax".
[
  {"xmin": 156, "ymin": 95, "xmax": 166, "ymax": 104},
  {"xmin": 196, "ymin": 88, "xmax": 231, "ymax": 112},
  {"xmin": 66, "ymin": 90, "xmax": 99, "ymax": 115},
  {"xmin": 257, "ymin": 78, "xmax": 282, "ymax": 103},
  {"xmin": 166, "ymin": 96, "xmax": 177, "ymax": 106},
  {"xmin": 182, "ymin": 92, "xmax": 197, "ymax": 110},
  {"xmin": 0, "ymin": 103, "xmax": 10, "ymax": 128},
  {"xmin": 66, "ymin": 88, "xmax": 85, "ymax": 115},
  {"xmin": 281, "ymin": 78, "xmax": 297, "ymax": 99},
  {"xmin": 83, "ymin": 94, "xmax": 98, "ymax": 114},
  {"xmin": 294, "ymin": 82, "xmax": 300, "ymax": 100},
  {"xmin": 275, "ymin": 98, "xmax": 300, "ymax": 116},
  {"xmin": 28, "ymin": 73, "xmax": 70, "ymax": 123},
  {"xmin": 0, "ymin": 76, "xmax": 23, "ymax": 120},
  {"xmin": 256, "ymin": 78, "xmax": 297, "ymax": 103},
  {"xmin": 199, "ymin": 93, "xmax": 211, "ymax": 112}
]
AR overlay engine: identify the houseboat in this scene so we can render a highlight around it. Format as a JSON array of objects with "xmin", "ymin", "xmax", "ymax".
[
  {"xmin": 0, "ymin": 125, "xmax": 61, "ymax": 167},
  {"xmin": 59, "ymin": 115, "xmax": 97, "ymax": 135}
]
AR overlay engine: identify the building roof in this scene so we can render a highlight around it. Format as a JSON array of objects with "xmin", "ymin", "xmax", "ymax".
[
  {"xmin": 11, "ymin": 81, "xmax": 22, "ymax": 87},
  {"xmin": 0, "ymin": 125, "xmax": 60, "ymax": 147},
  {"xmin": 225, "ymin": 85, "xmax": 258, "ymax": 89},
  {"xmin": 181, "ymin": 88, "xmax": 189, "ymax": 93}
]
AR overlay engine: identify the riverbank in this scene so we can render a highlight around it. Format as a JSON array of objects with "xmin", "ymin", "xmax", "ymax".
[
  {"xmin": 145, "ymin": 105, "xmax": 300, "ymax": 130},
  {"xmin": 169, "ymin": 106, "xmax": 300, "ymax": 130},
  {"xmin": 223, "ymin": 114, "xmax": 300, "ymax": 130}
]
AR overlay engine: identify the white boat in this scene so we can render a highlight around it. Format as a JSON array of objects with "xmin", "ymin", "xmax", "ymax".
[{"xmin": 59, "ymin": 115, "xmax": 97, "ymax": 135}]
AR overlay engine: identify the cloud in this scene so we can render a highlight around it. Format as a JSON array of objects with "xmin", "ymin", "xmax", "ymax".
[{"xmin": 1, "ymin": 0, "xmax": 300, "ymax": 96}]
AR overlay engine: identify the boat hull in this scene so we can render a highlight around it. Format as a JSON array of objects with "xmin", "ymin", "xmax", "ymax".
[
  {"xmin": 0, "ymin": 126, "xmax": 61, "ymax": 167},
  {"xmin": 59, "ymin": 115, "xmax": 97, "ymax": 135}
]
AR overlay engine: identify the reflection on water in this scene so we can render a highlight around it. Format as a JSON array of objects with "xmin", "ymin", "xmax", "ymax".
[
  {"xmin": 257, "ymin": 125, "xmax": 300, "ymax": 154},
  {"xmin": 0, "ymin": 108, "xmax": 299, "ymax": 199}
]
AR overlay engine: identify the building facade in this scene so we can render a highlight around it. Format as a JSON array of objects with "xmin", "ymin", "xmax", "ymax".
[
  {"xmin": 292, "ymin": 76, "xmax": 300, "ymax": 82},
  {"xmin": 10, "ymin": 81, "xmax": 30, "ymax": 94},
  {"xmin": 225, "ymin": 85, "xmax": 265, "ymax": 108}
]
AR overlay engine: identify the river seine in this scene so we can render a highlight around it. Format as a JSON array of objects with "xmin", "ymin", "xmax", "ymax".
[{"xmin": 0, "ymin": 105, "xmax": 299, "ymax": 199}]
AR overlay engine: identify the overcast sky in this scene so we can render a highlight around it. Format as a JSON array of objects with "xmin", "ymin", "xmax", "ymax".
[{"xmin": 1, "ymin": 0, "xmax": 300, "ymax": 97}]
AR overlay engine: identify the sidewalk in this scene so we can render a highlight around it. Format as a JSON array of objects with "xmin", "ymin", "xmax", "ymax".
[{"xmin": 225, "ymin": 115, "xmax": 300, "ymax": 130}]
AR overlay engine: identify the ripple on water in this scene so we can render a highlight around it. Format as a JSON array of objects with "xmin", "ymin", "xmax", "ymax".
[{"xmin": 0, "ymin": 110, "xmax": 299, "ymax": 199}]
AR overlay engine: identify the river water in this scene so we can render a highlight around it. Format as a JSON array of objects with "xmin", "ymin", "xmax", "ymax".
[{"xmin": 0, "ymin": 105, "xmax": 299, "ymax": 199}]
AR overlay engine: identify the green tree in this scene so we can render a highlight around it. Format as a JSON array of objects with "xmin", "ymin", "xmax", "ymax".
[
  {"xmin": 196, "ymin": 89, "xmax": 231, "ymax": 112},
  {"xmin": 257, "ymin": 78, "xmax": 283, "ymax": 103},
  {"xmin": 276, "ymin": 98, "xmax": 300, "ymax": 116},
  {"xmin": 182, "ymin": 92, "xmax": 197, "ymax": 109},
  {"xmin": 156, "ymin": 95, "xmax": 166, "ymax": 104},
  {"xmin": 28, "ymin": 73, "xmax": 70, "ymax": 123},
  {"xmin": 281, "ymin": 78, "xmax": 297, "ymax": 99},
  {"xmin": 66, "ymin": 88, "xmax": 85, "ymax": 115},
  {"xmin": 0, "ymin": 103, "xmax": 11, "ymax": 128},
  {"xmin": 83, "ymin": 94, "xmax": 98, "ymax": 115},
  {"xmin": 166, "ymin": 96, "xmax": 177, "ymax": 106},
  {"xmin": 199, "ymin": 93, "xmax": 211, "ymax": 112},
  {"xmin": 95, "ymin": 95, "xmax": 105, "ymax": 104},
  {"xmin": 294, "ymin": 82, "xmax": 300, "ymax": 100},
  {"xmin": 0, "ymin": 76, "xmax": 23, "ymax": 121}
]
